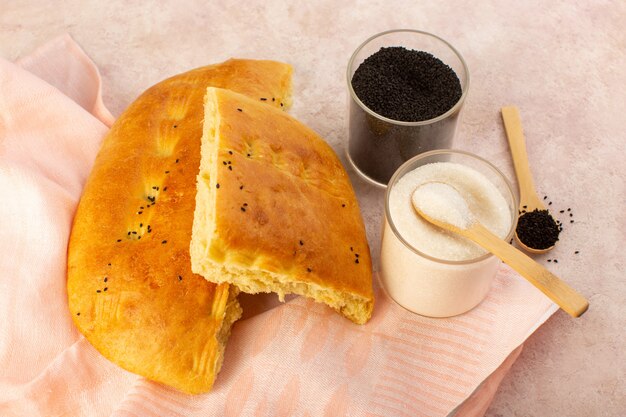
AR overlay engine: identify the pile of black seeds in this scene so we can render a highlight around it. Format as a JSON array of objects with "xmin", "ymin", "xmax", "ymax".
[
  {"xmin": 516, "ymin": 209, "xmax": 561, "ymax": 250},
  {"xmin": 351, "ymin": 46, "xmax": 462, "ymax": 122}
]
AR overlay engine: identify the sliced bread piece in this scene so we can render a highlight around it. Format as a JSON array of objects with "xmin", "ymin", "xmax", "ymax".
[{"xmin": 191, "ymin": 87, "xmax": 374, "ymax": 324}]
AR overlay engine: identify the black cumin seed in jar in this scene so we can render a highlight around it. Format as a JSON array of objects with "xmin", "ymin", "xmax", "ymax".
[
  {"xmin": 352, "ymin": 47, "xmax": 461, "ymax": 121},
  {"xmin": 516, "ymin": 209, "xmax": 561, "ymax": 250},
  {"xmin": 349, "ymin": 46, "xmax": 462, "ymax": 184}
]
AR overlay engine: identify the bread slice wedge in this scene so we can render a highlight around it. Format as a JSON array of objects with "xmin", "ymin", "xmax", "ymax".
[{"xmin": 191, "ymin": 87, "xmax": 374, "ymax": 324}]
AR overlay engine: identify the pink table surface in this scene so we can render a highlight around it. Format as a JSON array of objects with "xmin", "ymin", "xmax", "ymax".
[{"xmin": 1, "ymin": 1, "xmax": 624, "ymax": 415}]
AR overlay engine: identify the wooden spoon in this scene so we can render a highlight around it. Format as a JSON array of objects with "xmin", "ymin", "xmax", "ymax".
[
  {"xmin": 501, "ymin": 106, "xmax": 555, "ymax": 254},
  {"xmin": 411, "ymin": 182, "xmax": 588, "ymax": 317}
]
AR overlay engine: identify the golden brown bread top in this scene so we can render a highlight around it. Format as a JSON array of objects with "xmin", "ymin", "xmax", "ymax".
[
  {"xmin": 67, "ymin": 60, "xmax": 292, "ymax": 394},
  {"xmin": 192, "ymin": 87, "xmax": 374, "ymax": 321}
]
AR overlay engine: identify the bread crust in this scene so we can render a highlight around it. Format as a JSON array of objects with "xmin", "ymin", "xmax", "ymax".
[{"xmin": 67, "ymin": 60, "xmax": 292, "ymax": 394}]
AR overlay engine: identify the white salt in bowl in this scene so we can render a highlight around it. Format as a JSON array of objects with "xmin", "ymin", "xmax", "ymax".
[{"xmin": 380, "ymin": 149, "xmax": 518, "ymax": 317}]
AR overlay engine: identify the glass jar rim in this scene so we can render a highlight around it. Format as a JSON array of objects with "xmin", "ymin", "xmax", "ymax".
[
  {"xmin": 347, "ymin": 29, "xmax": 470, "ymax": 126},
  {"xmin": 384, "ymin": 149, "xmax": 518, "ymax": 265}
]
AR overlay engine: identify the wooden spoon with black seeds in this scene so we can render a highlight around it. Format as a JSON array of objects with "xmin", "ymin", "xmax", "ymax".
[{"xmin": 502, "ymin": 106, "xmax": 559, "ymax": 254}]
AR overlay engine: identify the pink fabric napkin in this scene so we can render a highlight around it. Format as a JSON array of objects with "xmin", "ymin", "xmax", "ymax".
[{"xmin": 0, "ymin": 35, "xmax": 557, "ymax": 417}]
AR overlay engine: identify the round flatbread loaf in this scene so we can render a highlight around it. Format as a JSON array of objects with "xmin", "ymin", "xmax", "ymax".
[{"xmin": 67, "ymin": 59, "xmax": 292, "ymax": 394}]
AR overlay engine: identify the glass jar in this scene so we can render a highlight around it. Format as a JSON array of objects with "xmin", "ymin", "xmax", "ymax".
[
  {"xmin": 380, "ymin": 150, "xmax": 517, "ymax": 317},
  {"xmin": 347, "ymin": 29, "xmax": 470, "ymax": 187}
]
